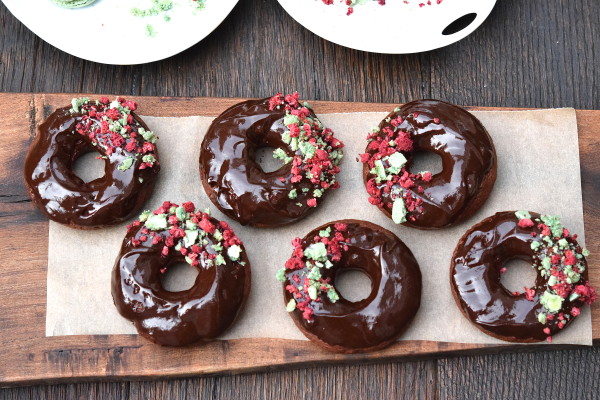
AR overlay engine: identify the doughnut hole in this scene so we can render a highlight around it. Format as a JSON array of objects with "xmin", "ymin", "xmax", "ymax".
[
  {"xmin": 160, "ymin": 262, "xmax": 200, "ymax": 292},
  {"xmin": 407, "ymin": 151, "xmax": 443, "ymax": 176},
  {"xmin": 500, "ymin": 258, "xmax": 537, "ymax": 294},
  {"xmin": 254, "ymin": 146, "xmax": 287, "ymax": 173},
  {"xmin": 72, "ymin": 151, "xmax": 105, "ymax": 183},
  {"xmin": 334, "ymin": 269, "xmax": 372, "ymax": 302}
]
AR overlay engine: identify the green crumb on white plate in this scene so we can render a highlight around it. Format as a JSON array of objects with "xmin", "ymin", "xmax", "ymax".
[
  {"xmin": 145, "ymin": 24, "xmax": 156, "ymax": 38},
  {"xmin": 49, "ymin": 0, "xmax": 96, "ymax": 8},
  {"xmin": 132, "ymin": 0, "xmax": 208, "ymax": 37}
]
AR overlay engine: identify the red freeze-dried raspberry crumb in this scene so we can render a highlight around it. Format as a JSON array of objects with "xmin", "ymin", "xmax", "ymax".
[
  {"xmin": 267, "ymin": 93, "xmax": 344, "ymax": 208},
  {"xmin": 518, "ymin": 218, "xmax": 534, "ymax": 228},
  {"xmin": 129, "ymin": 202, "xmax": 244, "ymax": 272},
  {"xmin": 281, "ymin": 223, "xmax": 349, "ymax": 322},
  {"xmin": 321, "ymin": 0, "xmax": 439, "ymax": 15},
  {"xmin": 73, "ymin": 97, "xmax": 158, "ymax": 171},
  {"xmin": 515, "ymin": 211, "xmax": 597, "ymax": 338},
  {"xmin": 361, "ymin": 110, "xmax": 440, "ymax": 223}
]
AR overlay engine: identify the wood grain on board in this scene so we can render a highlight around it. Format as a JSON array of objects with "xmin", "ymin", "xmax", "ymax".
[{"xmin": 0, "ymin": 93, "xmax": 598, "ymax": 387}]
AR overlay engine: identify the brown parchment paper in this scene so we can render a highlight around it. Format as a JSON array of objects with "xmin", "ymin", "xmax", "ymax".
[{"xmin": 46, "ymin": 108, "xmax": 593, "ymax": 345}]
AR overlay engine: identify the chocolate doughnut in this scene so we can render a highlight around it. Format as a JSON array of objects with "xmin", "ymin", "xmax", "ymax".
[
  {"xmin": 199, "ymin": 93, "xmax": 344, "ymax": 227},
  {"xmin": 451, "ymin": 211, "xmax": 597, "ymax": 343},
  {"xmin": 277, "ymin": 220, "xmax": 422, "ymax": 353},
  {"xmin": 361, "ymin": 99, "xmax": 496, "ymax": 229},
  {"xmin": 112, "ymin": 201, "xmax": 251, "ymax": 346},
  {"xmin": 24, "ymin": 97, "xmax": 160, "ymax": 229}
]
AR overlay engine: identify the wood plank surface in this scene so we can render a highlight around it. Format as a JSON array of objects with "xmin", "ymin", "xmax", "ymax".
[
  {"xmin": 0, "ymin": 93, "xmax": 599, "ymax": 388},
  {"xmin": 1, "ymin": 0, "xmax": 599, "ymax": 397}
]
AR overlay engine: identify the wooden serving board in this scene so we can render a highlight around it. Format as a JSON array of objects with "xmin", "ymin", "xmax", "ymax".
[{"xmin": 1, "ymin": 94, "xmax": 599, "ymax": 387}]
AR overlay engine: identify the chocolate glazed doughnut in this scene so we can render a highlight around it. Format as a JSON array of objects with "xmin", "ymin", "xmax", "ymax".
[
  {"xmin": 200, "ymin": 93, "xmax": 344, "ymax": 227},
  {"xmin": 277, "ymin": 220, "xmax": 422, "ymax": 353},
  {"xmin": 24, "ymin": 97, "xmax": 160, "ymax": 229},
  {"xmin": 361, "ymin": 99, "xmax": 496, "ymax": 229},
  {"xmin": 451, "ymin": 211, "xmax": 597, "ymax": 343},
  {"xmin": 112, "ymin": 201, "xmax": 251, "ymax": 346}
]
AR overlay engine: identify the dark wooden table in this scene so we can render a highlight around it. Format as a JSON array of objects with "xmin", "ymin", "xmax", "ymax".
[{"xmin": 1, "ymin": 0, "xmax": 599, "ymax": 398}]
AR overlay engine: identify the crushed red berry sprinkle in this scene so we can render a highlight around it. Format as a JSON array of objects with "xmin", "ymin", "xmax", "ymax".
[
  {"xmin": 276, "ymin": 223, "xmax": 350, "ymax": 321},
  {"xmin": 514, "ymin": 211, "xmax": 596, "ymax": 341},
  {"xmin": 70, "ymin": 97, "xmax": 158, "ymax": 171},
  {"xmin": 321, "ymin": 0, "xmax": 441, "ymax": 15},
  {"xmin": 268, "ymin": 93, "xmax": 344, "ymax": 208},
  {"xmin": 127, "ymin": 201, "xmax": 245, "ymax": 272},
  {"xmin": 361, "ymin": 109, "xmax": 435, "ymax": 224}
]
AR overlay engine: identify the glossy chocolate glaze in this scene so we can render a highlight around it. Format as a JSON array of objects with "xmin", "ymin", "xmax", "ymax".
[
  {"xmin": 111, "ymin": 219, "xmax": 251, "ymax": 346},
  {"xmin": 364, "ymin": 99, "xmax": 496, "ymax": 229},
  {"xmin": 284, "ymin": 220, "xmax": 422, "ymax": 352},
  {"xmin": 23, "ymin": 106, "xmax": 160, "ymax": 229},
  {"xmin": 199, "ymin": 98, "xmax": 323, "ymax": 227},
  {"xmin": 451, "ymin": 211, "xmax": 588, "ymax": 342}
]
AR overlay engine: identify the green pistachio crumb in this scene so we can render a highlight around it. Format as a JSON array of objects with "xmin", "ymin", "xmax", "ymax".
[
  {"xmin": 537, "ymin": 312, "xmax": 547, "ymax": 324},
  {"xmin": 138, "ymin": 210, "xmax": 151, "ymax": 222},
  {"xmin": 184, "ymin": 230, "xmax": 198, "ymax": 247},
  {"xmin": 175, "ymin": 206, "xmax": 187, "ymax": 221},
  {"xmin": 70, "ymin": 97, "xmax": 89, "ymax": 113},
  {"xmin": 304, "ymin": 242, "xmax": 327, "ymax": 262},
  {"xmin": 541, "ymin": 257, "xmax": 551, "ymax": 270},
  {"xmin": 540, "ymin": 214, "xmax": 564, "ymax": 237},
  {"xmin": 569, "ymin": 292, "xmax": 580, "ymax": 302},
  {"xmin": 273, "ymin": 148, "xmax": 289, "ymax": 162},
  {"xmin": 319, "ymin": 227, "xmax": 331, "ymax": 238},
  {"xmin": 117, "ymin": 157, "xmax": 134, "ymax": 171},
  {"xmin": 213, "ymin": 229, "xmax": 223, "ymax": 242},
  {"xmin": 142, "ymin": 154, "xmax": 156, "ymax": 164},
  {"xmin": 540, "ymin": 291, "xmax": 563, "ymax": 313},
  {"xmin": 276, "ymin": 268, "xmax": 287, "ymax": 282},
  {"xmin": 299, "ymin": 141, "xmax": 316, "ymax": 160},
  {"xmin": 387, "ymin": 151, "xmax": 407, "ymax": 169},
  {"xmin": 139, "ymin": 128, "xmax": 158, "ymax": 144},
  {"xmin": 286, "ymin": 299, "xmax": 296, "ymax": 312},
  {"xmin": 582, "ymin": 248, "xmax": 590, "ymax": 257},
  {"xmin": 392, "ymin": 198, "xmax": 407, "ymax": 224},
  {"xmin": 227, "ymin": 245, "xmax": 242, "ymax": 261},
  {"xmin": 308, "ymin": 285, "xmax": 318, "ymax": 300},
  {"xmin": 145, "ymin": 214, "xmax": 168, "ymax": 230},
  {"xmin": 530, "ymin": 241, "xmax": 541, "ymax": 251},
  {"xmin": 515, "ymin": 210, "xmax": 531, "ymax": 220},
  {"xmin": 373, "ymin": 159, "xmax": 387, "ymax": 182},
  {"xmin": 283, "ymin": 114, "xmax": 300, "ymax": 126},
  {"xmin": 288, "ymin": 189, "xmax": 298, "ymax": 199},
  {"xmin": 215, "ymin": 254, "xmax": 226, "ymax": 266},
  {"xmin": 327, "ymin": 289, "xmax": 340, "ymax": 302}
]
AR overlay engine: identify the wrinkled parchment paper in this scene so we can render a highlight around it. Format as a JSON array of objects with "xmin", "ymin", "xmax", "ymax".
[{"xmin": 46, "ymin": 108, "xmax": 592, "ymax": 345}]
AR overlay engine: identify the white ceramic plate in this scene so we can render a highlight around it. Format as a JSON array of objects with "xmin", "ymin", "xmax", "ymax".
[
  {"xmin": 1, "ymin": 0, "xmax": 239, "ymax": 65},
  {"xmin": 277, "ymin": 0, "xmax": 497, "ymax": 54}
]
